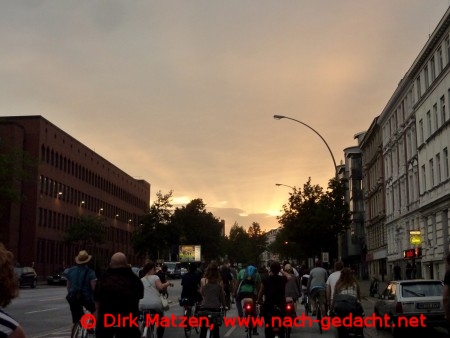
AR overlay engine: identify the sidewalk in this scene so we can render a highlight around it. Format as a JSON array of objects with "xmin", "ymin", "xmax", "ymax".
[{"xmin": 358, "ymin": 278, "xmax": 389, "ymax": 299}]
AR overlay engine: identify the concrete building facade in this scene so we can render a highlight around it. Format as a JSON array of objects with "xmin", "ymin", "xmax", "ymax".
[
  {"xmin": 0, "ymin": 116, "xmax": 151, "ymax": 276},
  {"xmin": 359, "ymin": 117, "xmax": 387, "ymax": 281},
  {"xmin": 364, "ymin": 7, "xmax": 450, "ymax": 281}
]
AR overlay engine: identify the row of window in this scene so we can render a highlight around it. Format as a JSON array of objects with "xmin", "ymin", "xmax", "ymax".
[
  {"xmin": 421, "ymin": 148, "xmax": 450, "ymax": 192},
  {"xmin": 367, "ymin": 222, "xmax": 386, "ymax": 251},
  {"xmin": 417, "ymin": 35, "xmax": 450, "ymax": 99},
  {"xmin": 39, "ymin": 175, "xmax": 139, "ymax": 224},
  {"xmin": 40, "ymin": 144, "xmax": 148, "ymax": 210},
  {"xmin": 418, "ymin": 93, "xmax": 448, "ymax": 144},
  {"xmin": 38, "ymin": 208, "xmax": 133, "ymax": 243}
]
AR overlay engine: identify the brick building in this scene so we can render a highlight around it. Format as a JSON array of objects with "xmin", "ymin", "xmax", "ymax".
[{"xmin": 0, "ymin": 115, "xmax": 150, "ymax": 276}]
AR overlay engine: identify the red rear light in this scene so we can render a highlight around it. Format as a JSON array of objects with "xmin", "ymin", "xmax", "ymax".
[
  {"xmin": 395, "ymin": 302, "xmax": 403, "ymax": 314},
  {"xmin": 245, "ymin": 304, "xmax": 252, "ymax": 311},
  {"xmin": 286, "ymin": 304, "xmax": 292, "ymax": 311}
]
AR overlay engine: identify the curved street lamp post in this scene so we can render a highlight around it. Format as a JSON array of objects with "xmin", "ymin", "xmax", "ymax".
[
  {"xmin": 273, "ymin": 114, "xmax": 338, "ymax": 178},
  {"xmin": 275, "ymin": 183, "xmax": 294, "ymax": 189}
]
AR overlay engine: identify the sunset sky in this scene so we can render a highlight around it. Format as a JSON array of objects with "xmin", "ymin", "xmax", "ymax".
[{"xmin": 1, "ymin": 1, "xmax": 449, "ymax": 234}]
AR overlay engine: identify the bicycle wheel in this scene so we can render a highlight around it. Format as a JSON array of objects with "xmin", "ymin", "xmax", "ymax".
[
  {"xmin": 194, "ymin": 304, "xmax": 200, "ymax": 334},
  {"xmin": 284, "ymin": 327, "xmax": 291, "ymax": 338},
  {"xmin": 148, "ymin": 325, "xmax": 158, "ymax": 338},
  {"xmin": 304, "ymin": 298, "xmax": 310, "ymax": 316},
  {"xmin": 316, "ymin": 303, "xmax": 322, "ymax": 334},
  {"xmin": 184, "ymin": 308, "xmax": 192, "ymax": 337},
  {"xmin": 71, "ymin": 323, "xmax": 81, "ymax": 338}
]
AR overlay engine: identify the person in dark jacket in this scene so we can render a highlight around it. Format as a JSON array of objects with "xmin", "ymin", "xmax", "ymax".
[{"xmin": 94, "ymin": 252, "xmax": 144, "ymax": 338}]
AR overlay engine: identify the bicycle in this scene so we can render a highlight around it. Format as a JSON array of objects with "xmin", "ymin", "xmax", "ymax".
[
  {"xmin": 197, "ymin": 308, "xmax": 225, "ymax": 338},
  {"xmin": 242, "ymin": 297, "xmax": 256, "ymax": 338},
  {"xmin": 179, "ymin": 298, "xmax": 200, "ymax": 337},
  {"xmin": 311, "ymin": 289, "xmax": 326, "ymax": 335},
  {"xmin": 139, "ymin": 309, "xmax": 159, "ymax": 338},
  {"xmin": 303, "ymin": 294, "xmax": 311, "ymax": 316},
  {"xmin": 71, "ymin": 309, "xmax": 95, "ymax": 338}
]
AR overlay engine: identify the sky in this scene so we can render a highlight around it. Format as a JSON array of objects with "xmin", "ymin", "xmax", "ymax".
[{"xmin": 1, "ymin": 1, "xmax": 450, "ymax": 235}]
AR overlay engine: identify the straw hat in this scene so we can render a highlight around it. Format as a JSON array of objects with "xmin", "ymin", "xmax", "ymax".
[{"xmin": 75, "ymin": 250, "xmax": 92, "ymax": 264}]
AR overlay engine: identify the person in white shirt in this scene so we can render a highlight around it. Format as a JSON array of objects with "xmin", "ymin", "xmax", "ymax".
[{"xmin": 326, "ymin": 260, "xmax": 344, "ymax": 312}]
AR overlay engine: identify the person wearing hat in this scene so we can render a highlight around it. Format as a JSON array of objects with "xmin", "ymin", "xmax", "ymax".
[{"xmin": 66, "ymin": 250, "xmax": 97, "ymax": 332}]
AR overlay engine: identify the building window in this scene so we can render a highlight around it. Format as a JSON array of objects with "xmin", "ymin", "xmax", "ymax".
[
  {"xmin": 424, "ymin": 65, "xmax": 429, "ymax": 89},
  {"xmin": 416, "ymin": 76, "xmax": 422, "ymax": 98},
  {"xmin": 442, "ymin": 95, "xmax": 447, "ymax": 124},
  {"xmin": 430, "ymin": 159, "xmax": 435, "ymax": 187},
  {"xmin": 434, "ymin": 103, "xmax": 439, "ymax": 131},
  {"xmin": 437, "ymin": 153, "xmax": 441, "ymax": 184},
  {"xmin": 431, "ymin": 56, "xmax": 436, "ymax": 81},
  {"xmin": 439, "ymin": 47, "xmax": 444, "ymax": 73},
  {"xmin": 419, "ymin": 119, "xmax": 424, "ymax": 144},
  {"xmin": 427, "ymin": 111, "xmax": 432, "ymax": 137},
  {"xmin": 447, "ymin": 36, "xmax": 450, "ymax": 64},
  {"xmin": 422, "ymin": 164, "xmax": 426, "ymax": 192},
  {"xmin": 444, "ymin": 148, "xmax": 449, "ymax": 178}
]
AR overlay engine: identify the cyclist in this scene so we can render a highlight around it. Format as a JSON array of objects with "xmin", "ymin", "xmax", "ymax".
[
  {"xmin": 139, "ymin": 260, "xmax": 174, "ymax": 338},
  {"xmin": 181, "ymin": 262, "xmax": 202, "ymax": 305},
  {"xmin": 198, "ymin": 262, "xmax": 226, "ymax": 338},
  {"xmin": 94, "ymin": 252, "xmax": 143, "ymax": 338},
  {"xmin": 306, "ymin": 261, "xmax": 328, "ymax": 318},
  {"xmin": 257, "ymin": 261, "xmax": 291, "ymax": 338},
  {"xmin": 220, "ymin": 260, "xmax": 234, "ymax": 309},
  {"xmin": 235, "ymin": 263, "xmax": 261, "ymax": 335},
  {"xmin": 326, "ymin": 260, "xmax": 344, "ymax": 312},
  {"xmin": 0, "ymin": 243, "xmax": 27, "ymax": 338},
  {"xmin": 65, "ymin": 250, "xmax": 96, "ymax": 336}
]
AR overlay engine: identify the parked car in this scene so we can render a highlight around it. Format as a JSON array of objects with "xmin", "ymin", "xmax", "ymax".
[
  {"xmin": 15, "ymin": 266, "xmax": 38, "ymax": 288},
  {"xmin": 164, "ymin": 261, "xmax": 182, "ymax": 279},
  {"xmin": 47, "ymin": 268, "xmax": 68, "ymax": 285},
  {"xmin": 374, "ymin": 279, "xmax": 446, "ymax": 337}
]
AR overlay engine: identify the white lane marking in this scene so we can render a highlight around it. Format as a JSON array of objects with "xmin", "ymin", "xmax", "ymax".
[
  {"xmin": 38, "ymin": 297, "xmax": 64, "ymax": 301},
  {"xmin": 224, "ymin": 325, "xmax": 236, "ymax": 337},
  {"xmin": 25, "ymin": 307, "xmax": 58, "ymax": 314}
]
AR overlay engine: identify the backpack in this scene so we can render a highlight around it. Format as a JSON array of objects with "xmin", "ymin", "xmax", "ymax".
[{"xmin": 242, "ymin": 265, "xmax": 257, "ymax": 286}]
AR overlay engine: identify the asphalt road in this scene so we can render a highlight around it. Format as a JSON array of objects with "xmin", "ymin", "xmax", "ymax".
[{"xmin": 4, "ymin": 279, "xmax": 449, "ymax": 338}]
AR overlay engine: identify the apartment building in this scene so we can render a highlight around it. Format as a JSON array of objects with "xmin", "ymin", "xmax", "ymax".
[
  {"xmin": 0, "ymin": 116, "xmax": 151, "ymax": 276},
  {"xmin": 359, "ymin": 117, "xmax": 387, "ymax": 281},
  {"xmin": 338, "ymin": 141, "xmax": 366, "ymax": 278},
  {"xmin": 368, "ymin": 7, "xmax": 450, "ymax": 280}
]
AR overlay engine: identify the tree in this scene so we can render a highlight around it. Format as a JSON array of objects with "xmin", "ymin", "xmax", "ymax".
[
  {"xmin": 0, "ymin": 141, "xmax": 37, "ymax": 218},
  {"xmin": 247, "ymin": 222, "xmax": 267, "ymax": 264},
  {"xmin": 132, "ymin": 190, "xmax": 174, "ymax": 260},
  {"xmin": 64, "ymin": 215, "xmax": 106, "ymax": 248},
  {"xmin": 226, "ymin": 222, "xmax": 250, "ymax": 263},
  {"xmin": 277, "ymin": 177, "xmax": 350, "ymax": 262},
  {"xmin": 172, "ymin": 198, "xmax": 224, "ymax": 261}
]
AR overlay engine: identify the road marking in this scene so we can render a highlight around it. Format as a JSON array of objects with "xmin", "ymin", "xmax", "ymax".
[
  {"xmin": 25, "ymin": 307, "xmax": 58, "ymax": 314},
  {"xmin": 30, "ymin": 327, "xmax": 71, "ymax": 338},
  {"xmin": 224, "ymin": 325, "xmax": 236, "ymax": 337},
  {"xmin": 38, "ymin": 297, "xmax": 64, "ymax": 301}
]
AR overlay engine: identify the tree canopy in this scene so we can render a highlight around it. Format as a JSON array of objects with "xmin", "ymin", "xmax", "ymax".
[{"xmin": 275, "ymin": 177, "xmax": 350, "ymax": 262}]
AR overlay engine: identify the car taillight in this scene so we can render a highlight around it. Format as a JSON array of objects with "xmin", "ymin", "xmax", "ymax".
[
  {"xmin": 395, "ymin": 302, "xmax": 403, "ymax": 314},
  {"xmin": 286, "ymin": 303, "xmax": 292, "ymax": 311},
  {"xmin": 245, "ymin": 304, "xmax": 252, "ymax": 311}
]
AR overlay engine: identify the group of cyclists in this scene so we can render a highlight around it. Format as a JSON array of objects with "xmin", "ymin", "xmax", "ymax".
[{"xmin": 66, "ymin": 249, "xmax": 363, "ymax": 338}]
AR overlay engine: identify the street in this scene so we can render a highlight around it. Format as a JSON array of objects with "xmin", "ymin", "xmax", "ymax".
[{"xmin": 4, "ymin": 279, "xmax": 449, "ymax": 338}]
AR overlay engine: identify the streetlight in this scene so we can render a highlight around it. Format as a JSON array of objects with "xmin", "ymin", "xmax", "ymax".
[
  {"xmin": 273, "ymin": 114, "xmax": 338, "ymax": 177},
  {"xmin": 275, "ymin": 183, "xmax": 294, "ymax": 189}
]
